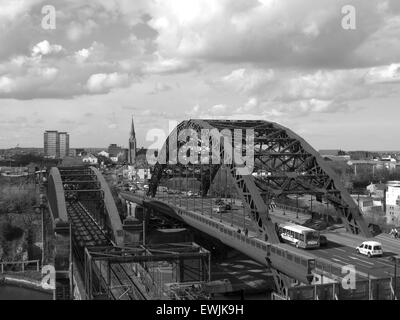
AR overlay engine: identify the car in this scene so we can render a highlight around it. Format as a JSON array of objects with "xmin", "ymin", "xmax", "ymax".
[
  {"xmin": 356, "ymin": 241, "xmax": 383, "ymax": 257},
  {"xmin": 319, "ymin": 235, "xmax": 328, "ymax": 247},
  {"xmin": 213, "ymin": 205, "xmax": 226, "ymax": 213}
]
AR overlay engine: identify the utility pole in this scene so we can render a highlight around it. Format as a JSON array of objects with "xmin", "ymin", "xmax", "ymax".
[{"xmin": 41, "ymin": 204, "xmax": 45, "ymax": 266}]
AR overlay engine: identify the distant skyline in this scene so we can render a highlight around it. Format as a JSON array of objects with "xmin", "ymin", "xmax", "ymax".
[{"xmin": 1, "ymin": 1, "xmax": 400, "ymax": 150}]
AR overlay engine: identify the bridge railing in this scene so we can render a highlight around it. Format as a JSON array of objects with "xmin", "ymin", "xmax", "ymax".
[
  {"xmin": 0, "ymin": 260, "xmax": 40, "ymax": 273},
  {"xmin": 287, "ymin": 277, "xmax": 398, "ymax": 300}
]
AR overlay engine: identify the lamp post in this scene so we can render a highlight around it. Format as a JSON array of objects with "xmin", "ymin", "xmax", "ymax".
[{"xmin": 389, "ymin": 255, "xmax": 400, "ymax": 300}]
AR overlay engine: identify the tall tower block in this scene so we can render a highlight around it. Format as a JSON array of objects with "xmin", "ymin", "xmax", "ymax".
[{"xmin": 128, "ymin": 116, "xmax": 137, "ymax": 164}]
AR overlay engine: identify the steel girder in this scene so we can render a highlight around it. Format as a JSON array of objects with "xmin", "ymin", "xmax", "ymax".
[
  {"xmin": 49, "ymin": 166, "xmax": 125, "ymax": 246},
  {"xmin": 147, "ymin": 119, "xmax": 371, "ymax": 239}
]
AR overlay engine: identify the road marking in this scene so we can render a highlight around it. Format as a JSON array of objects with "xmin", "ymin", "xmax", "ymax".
[
  {"xmin": 375, "ymin": 260, "xmax": 394, "ymax": 268},
  {"xmin": 333, "ymin": 248, "xmax": 347, "ymax": 253},
  {"xmin": 331, "ymin": 257, "xmax": 348, "ymax": 264},
  {"xmin": 348, "ymin": 256, "xmax": 374, "ymax": 265}
]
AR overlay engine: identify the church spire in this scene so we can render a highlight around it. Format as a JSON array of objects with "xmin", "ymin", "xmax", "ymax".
[
  {"xmin": 130, "ymin": 116, "xmax": 135, "ymax": 139},
  {"xmin": 128, "ymin": 116, "xmax": 136, "ymax": 164}
]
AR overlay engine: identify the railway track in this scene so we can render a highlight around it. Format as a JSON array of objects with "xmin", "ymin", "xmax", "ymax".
[{"xmin": 66, "ymin": 201, "xmax": 149, "ymax": 300}]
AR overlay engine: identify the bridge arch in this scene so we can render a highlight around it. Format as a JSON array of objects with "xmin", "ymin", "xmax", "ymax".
[
  {"xmin": 47, "ymin": 167, "xmax": 69, "ymax": 230},
  {"xmin": 47, "ymin": 166, "xmax": 124, "ymax": 246},
  {"xmin": 148, "ymin": 119, "xmax": 371, "ymax": 240},
  {"xmin": 90, "ymin": 167, "xmax": 124, "ymax": 245}
]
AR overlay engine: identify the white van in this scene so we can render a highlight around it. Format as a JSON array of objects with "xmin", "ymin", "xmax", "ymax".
[{"xmin": 356, "ymin": 241, "xmax": 383, "ymax": 257}]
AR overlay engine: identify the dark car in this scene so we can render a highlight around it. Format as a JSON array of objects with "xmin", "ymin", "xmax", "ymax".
[{"xmin": 319, "ymin": 235, "xmax": 328, "ymax": 247}]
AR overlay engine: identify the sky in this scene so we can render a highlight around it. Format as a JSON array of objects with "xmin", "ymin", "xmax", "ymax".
[{"xmin": 0, "ymin": 0, "xmax": 400, "ymax": 151}]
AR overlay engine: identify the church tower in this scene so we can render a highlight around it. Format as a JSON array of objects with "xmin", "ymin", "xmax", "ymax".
[{"xmin": 128, "ymin": 116, "xmax": 136, "ymax": 164}]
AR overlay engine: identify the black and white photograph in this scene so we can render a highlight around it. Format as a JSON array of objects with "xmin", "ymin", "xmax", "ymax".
[{"xmin": 1, "ymin": 0, "xmax": 400, "ymax": 307}]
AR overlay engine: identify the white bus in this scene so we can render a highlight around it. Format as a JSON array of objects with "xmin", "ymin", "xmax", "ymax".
[{"xmin": 278, "ymin": 223, "xmax": 320, "ymax": 249}]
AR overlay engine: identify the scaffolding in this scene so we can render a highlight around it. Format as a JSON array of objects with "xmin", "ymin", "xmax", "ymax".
[{"xmin": 83, "ymin": 242, "xmax": 211, "ymax": 300}]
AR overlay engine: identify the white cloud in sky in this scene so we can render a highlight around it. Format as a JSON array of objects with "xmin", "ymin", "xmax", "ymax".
[
  {"xmin": 87, "ymin": 72, "xmax": 130, "ymax": 93},
  {"xmin": 32, "ymin": 40, "xmax": 63, "ymax": 57},
  {"xmin": 0, "ymin": 0, "xmax": 400, "ymax": 149}
]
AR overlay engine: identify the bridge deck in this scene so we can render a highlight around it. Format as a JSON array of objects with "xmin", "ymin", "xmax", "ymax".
[{"xmin": 121, "ymin": 190, "xmax": 400, "ymax": 282}]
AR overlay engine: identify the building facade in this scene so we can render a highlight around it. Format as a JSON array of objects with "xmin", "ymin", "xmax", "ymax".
[
  {"xmin": 44, "ymin": 130, "xmax": 70, "ymax": 159},
  {"xmin": 44, "ymin": 130, "xmax": 58, "ymax": 158},
  {"xmin": 128, "ymin": 117, "xmax": 137, "ymax": 164},
  {"xmin": 385, "ymin": 181, "xmax": 400, "ymax": 225},
  {"xmin": 108, "ymin": 144, "xmax": 123, "ymax": 157},
  {"xmin": 82, "ymin": 154, "xmax": 98, "ymax": 164},
  {"xmin": 58, "ymin": 132, "xmax": 70, "ymax": 158}
]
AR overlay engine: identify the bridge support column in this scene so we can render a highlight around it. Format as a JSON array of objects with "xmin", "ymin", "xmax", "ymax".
[
  {"xmin": 123, "ymin": 217, "xmax": 143, "ymax": 245},
  {"xmin": 54, "ymin": 221, "xmax": 72, "ymax": 300}
]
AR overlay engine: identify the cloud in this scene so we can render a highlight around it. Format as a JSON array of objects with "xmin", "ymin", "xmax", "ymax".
[
  {"xmin": 32, "ymin": 40, "xmax": 63, "ymax": 57},
  {"xmin": 269, "ymin": 99, "xmax": 350, "ymax": 117},
  {"xmin": 149, "ymin": 82, "xmax": 172, "ymax": 94},
  {"xmin": 364, "ymin": 64, "xmax": 400, "ymax": 84},
  {"xmin": 218, "ymin": 68, "xmax": 274, "ymax": 94},
  {"xmin": 0, "ymin": 76, "xmax": 16, "ymax": 93},
  {"xmin": 144, "ymin": 52, "xmax": 197, "ymax": 74},
  {"xmin": 87, "ymin": 72, "xmax": 130, "ymax": 93},
  {"xmin": 147, "ymin": 0, "xmax": 397, "ymax": 68},
  {"xmin": 66, "ymin": 19, "xmax": 99, "ymax": 42},
  {"xmin": 0, "ymin": 0, "xmax": 44, "ymax": 26}
]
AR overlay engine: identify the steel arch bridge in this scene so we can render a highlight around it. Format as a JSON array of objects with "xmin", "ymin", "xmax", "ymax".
[
  {"xmin": 46, "ymin": 166, "xmax": 124, "ymax": 299},
  {"xmin": 148, "ymin": 119, "xmax": 371, "ymax": 242}
]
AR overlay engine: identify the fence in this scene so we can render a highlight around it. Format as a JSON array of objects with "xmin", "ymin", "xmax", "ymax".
[
  {"xmin": 286, "ymin": 277, "xmax": 400, "ymax": 300},
  {"xmin": 0, "ymin": 260, "xmax": 40, "ymax": 273}
]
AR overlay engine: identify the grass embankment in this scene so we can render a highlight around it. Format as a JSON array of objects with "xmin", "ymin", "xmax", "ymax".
[{"xmin": 0, "ymin": 176, "xmax": 41, "ymax": 262}]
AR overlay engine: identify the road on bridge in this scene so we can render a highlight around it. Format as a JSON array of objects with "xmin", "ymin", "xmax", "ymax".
[{"xmin": 134, "ymin": 190, "xmax": 400, "ymax": 281}]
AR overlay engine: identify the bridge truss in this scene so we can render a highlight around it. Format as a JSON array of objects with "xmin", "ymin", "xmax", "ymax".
[
  {"xmin": 148, "ymin": 119, "xmax": 371, "ymax": 241},
  {"xmin": 146, "ymin": 119, "xmax": 373, "ymax": 295}
]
